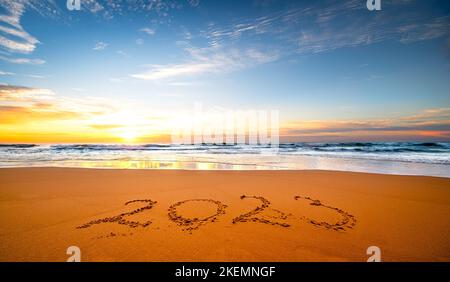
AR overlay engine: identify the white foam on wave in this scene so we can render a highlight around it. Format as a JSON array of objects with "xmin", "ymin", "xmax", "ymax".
[{"xmin": 0, "ymin": 143, "xmax": 449, "ymax": 177}]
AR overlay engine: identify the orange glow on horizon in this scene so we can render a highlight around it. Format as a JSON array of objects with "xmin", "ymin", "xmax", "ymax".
[{"xmin": 0, "ymin": 90, "xmax": 448, "ymax": 144}]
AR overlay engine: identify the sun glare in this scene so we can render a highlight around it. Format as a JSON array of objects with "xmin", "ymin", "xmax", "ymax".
[{"xmin": 118, "ymin": 130, "xmax": 138, "ymax": 143}]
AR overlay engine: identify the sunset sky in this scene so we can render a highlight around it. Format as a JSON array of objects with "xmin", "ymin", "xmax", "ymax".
[{"xmin": 0, "ymin": 0, "xmax": 449, "ymax": 143}]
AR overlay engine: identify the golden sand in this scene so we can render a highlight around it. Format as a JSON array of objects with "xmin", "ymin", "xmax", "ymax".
[{"xmin": 0, "ymin": 168, "xmax": 449, "ymax": 261}]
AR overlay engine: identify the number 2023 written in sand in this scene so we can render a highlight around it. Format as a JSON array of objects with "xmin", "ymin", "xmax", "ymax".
[{"xmin": 76, "ymin": 195, "xmax": 356, "ymax": 236}]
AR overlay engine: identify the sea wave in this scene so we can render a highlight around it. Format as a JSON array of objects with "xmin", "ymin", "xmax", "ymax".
[
  {"xmin": 0, "ymin": 142, "xmax": 449, "ymax": 165},
  {"xmin": 0, "ymin": 144, "xmax": 37, "ymax": 148}
]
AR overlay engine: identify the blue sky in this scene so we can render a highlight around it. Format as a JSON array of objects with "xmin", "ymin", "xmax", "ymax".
[{"xmin": 0, "ymin": 0, "xmax": 449, "ymax": 143}]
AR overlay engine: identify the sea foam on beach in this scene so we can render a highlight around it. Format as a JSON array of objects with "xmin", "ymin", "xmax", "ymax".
[{"xmin": 0, "ymin": 142, "xmax": 449, "ymax": 177}]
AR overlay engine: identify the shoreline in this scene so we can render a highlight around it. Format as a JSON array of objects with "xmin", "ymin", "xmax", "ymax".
[
  {"xmin": 2, "ymin": 142, "xmax": 449, "ymax": 178},
  {"xmin": 1, "ymin": 168, "xmax": 449, "ymax": 261},
  {"xmin": 0, "ymin": 165, "xmax": 448, "ymax": 179},
  {"xmin": 0, "ymin": 165, "xmax": 449, "ymax": 175}
]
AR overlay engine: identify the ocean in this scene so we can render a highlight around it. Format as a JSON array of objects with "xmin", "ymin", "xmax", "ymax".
[{"xmin": 0, "ymin": 142, "xmax": 449, "ymax": 177}]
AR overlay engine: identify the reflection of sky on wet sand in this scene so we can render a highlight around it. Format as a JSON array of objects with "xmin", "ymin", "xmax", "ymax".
[
  {"xmin": 1, "ymin": 153, "xmax": 448, "ymax": 177},
  {"xmin": 0, "ymin": 159, "xmax": 273, "ymax": 170}
]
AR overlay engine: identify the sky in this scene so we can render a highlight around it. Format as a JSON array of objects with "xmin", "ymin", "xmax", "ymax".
[{"xmin": 0, "ymin": 0, "xmax": 449, "ymax": 144}]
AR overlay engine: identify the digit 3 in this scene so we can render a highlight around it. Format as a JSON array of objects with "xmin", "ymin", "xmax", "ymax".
[
  {"xmin": 294, "ymin": 196, "xmax": 356, "ymax": 231},
  {"xmin": 232, "ymin": 195, "xmax": 290, "ymax": 227}
]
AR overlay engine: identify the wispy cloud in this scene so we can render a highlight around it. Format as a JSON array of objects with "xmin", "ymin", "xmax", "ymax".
[
  {"xmin": 79, "ymin": 0, "xmax": 201, "ymax": 20},
  {"xmin": 0, "ymin": 1, "xmax": 53, "ymax": 63},
  {"xmin": 131, "ymin": 62, "xmax": 216, "ymax": 81},
  {"xmin": 198, "ymin": 0, "xmax": 450, "ymax": 57},
  {"xmin": 282, "ymin": 108, "xmax": 450, "ymax": 141},
  {"xmin": 93, "ymin": 41, "xmax": 108, "ymax": 51},
  {"xmin": 187, "ymin": 0, "xmax": 200, "ymax": 7},
  {"xmin": 0, "ymin": 55, "xmax": 45, "ymax": 65},
  {"xmin": 140, "ymin": 27, "xmax": 156, "ymax": 36},
  {"xmin": 397, "ymin": 16, "xmax": 450, "ymax": 43},
  {"xmin": 0, "ymin": 72, "xmax": 47, "ymax": 78},
  {"xmin": 0, "ymin": 70, "xmax": 14, "ymax": 75},
  {"xmin": 109, "ymin": 77, "xmax": 124, "ymax": 83},
  {"xmin": 89, "ymin": 124, "xmax": 122, "ymax": 130},
  {"xmin": 0, "ymin": 84, "xmax": 176, "ymax": 143},
  {"xmin": 0, "ymin": 2, "xmax": 39, "ymax": 53},
  {"xmin": 0, "ymin": 84, "xmax": 53, "ymax": 97},
  {"xmin": 0, "ymin": 84, "xmax": 119, "ymax": 124},
  {"xmin": 131, "ymin": 43, "xmax": 278, "ymax": 81},
  {"xmin": 117, "ymin": 50, "xmax": 130, "ymax": 57},
  {"xmin": 246, "ymin": 49, "xmax": 280, "ymax": 64},
  {"xmin": 130, "ymin": 0, "xmax": 448, "ymax": 83},
  {"xmin": 0, "ymin": 85, "xmax": 55, "ymax": 109},
  {"xmin": 25, "ymin": 74, "xmax": 47, "ymax": 79}
]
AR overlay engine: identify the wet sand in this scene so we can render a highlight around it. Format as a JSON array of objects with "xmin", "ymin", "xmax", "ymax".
[{"xmin": 0, "ymin": 168, "xmax": 449, "ymax": 261}]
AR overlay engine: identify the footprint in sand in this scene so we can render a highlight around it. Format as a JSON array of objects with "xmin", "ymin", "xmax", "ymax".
[
  {"xmin": 76, "ymin": 199, "xmax": 157, "ymax": 232},
  {"xmin": 294, "ymin": 196, "xmax": 356, "ymax": 231},
  {"xmin": 168, "ymin": 199, "xmax": 228, "ymax": 234},
  {"xmin": 232, "ymin": 195, "xmax": 291, "ymax": 228}
]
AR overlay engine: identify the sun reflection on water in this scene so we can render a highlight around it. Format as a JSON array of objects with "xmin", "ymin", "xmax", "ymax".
[{"xmin": 61, "ymin": 160, "xmax": 267, "ymax": 170}]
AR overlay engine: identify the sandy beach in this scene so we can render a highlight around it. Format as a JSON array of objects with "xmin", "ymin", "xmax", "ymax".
[{"xmin": 0, "ymin": 168, "xmax": 449, "ymax": 262}]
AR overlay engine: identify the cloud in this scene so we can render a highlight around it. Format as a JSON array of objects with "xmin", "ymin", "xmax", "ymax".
[
  {"xmin": 295, "ymin": 14, "xmax": 450, "ymax": 54},
  {"xmin": 131, "ymin": 63, "xmax": 216, "ymax": 81},
  {"xmin": 0, "ymin": 55, "xmax": 45, "ymax": 65},
  {"xmin": 398, "ymin": 16, "xmax": 450, "ymax": 43},
  {"xmin": 0, "ymin": 84, "xmax": 117, "ymax": 117},
  {"xmin": 117, "ymin": 50, "xmax": 130, "ymax": 57},
  {"xmin": 0, "ymin": 34, "xmax": 38, "ymax": 54},
  {"xmin": 79, "ymin": 0, "xmax": 200, "ymax": 20},
  {"xmin": 0, "ymin": 85, "xmax": 174, "ymax": 130},
  {"xmin": 198, "ymin": 0, "xmax": 450, "ymax": 58},
  {"xmin": 4, "ymin": 0, "xmax": 445, "ymax": 78},
  {"xmin": 140, "ymin": 27, "xmax": 156, "ymax": 36},
  {"xmin": 89, "ymin": 124, "xmax": 123, "ymax": 130},
  {"xmin": 84, "ymin": 0, "xmax": 104, "ymax": 14},
  {"xmin": 0, "ymin": 85, "xmax": 54, "ymax": 101},
  {"xmin": 281, "ymin": 108, "xmax": 450, "ymax": 141},
  {"xmin": 131, "ymin": 44, "xmax": 278, "ymax": 81},
  {"xmin": 165, "ymin": 81, "xmax": 204, "ymax": 87},
  {"xmin": 25, "ymin": 74, "xmax": 47, "ymax": 79},
  {"xmin": 187, "ymin": 0, "xmax": 200, "ymax": 7},
  {"xmin": 93, "ymin": 41, "xmax": 108, "ymax": 51},
  {"xmin": 0, "ymin": 1, "xmax": 40, "ymax": 54},
  {"xmin": 109, "ymin": 77, "xmax": 124, "ymax": 83},
  {"xmin": 0, "ymin": 84, "xmax": 78, "ymax": 124},
  {"xmin": 0, "ymin": 104, "xmax": 82, "ymax": 125},
  {"xmin": 2, "ymin": 82, "xmax": 190, "ymax": 142},
  {"xmin": 0, "ymin": 0, "xmax": 62, "ymax": 62},
  {"xmin": 0, "ymin": 1, "xmax": 46, "ymax": 64},
  {"xmin": 0, "ymin": 84, "xmax": 146, "ymax": 142},
  {"xmin": 0, "ymin": 70, "xmax": 14, "ymax": 75},
  {"xmin": 246, "ymin": 49, "xmax": 279, "ymax": 64},
  {"xmin": 399, "ymin": 108, "xmax": 450, "ymax": 124}
]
